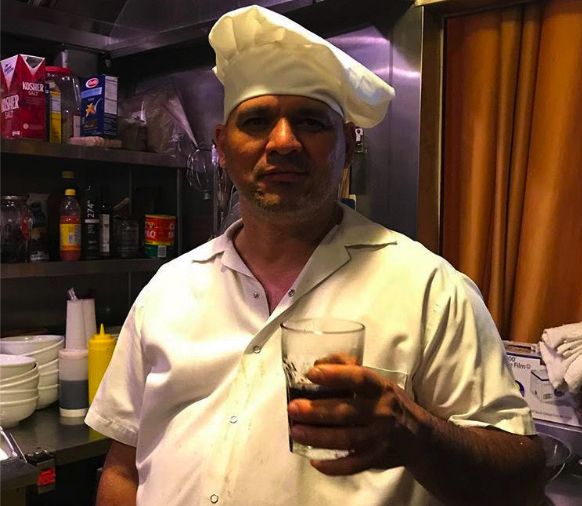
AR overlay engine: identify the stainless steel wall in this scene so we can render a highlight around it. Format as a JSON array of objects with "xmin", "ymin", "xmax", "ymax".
[
  {"xmin": 112, "ymin": 0, "xmax": 308, "ymax": 35},
  {"xmin": 328, "ymin": 6, "xmax": 422, "ymax": 236}
]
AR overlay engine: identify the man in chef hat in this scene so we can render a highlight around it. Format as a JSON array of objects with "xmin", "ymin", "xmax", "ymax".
[{"xmin": 89, "ymin": 6, "xmax": 544, "ymax": 506}]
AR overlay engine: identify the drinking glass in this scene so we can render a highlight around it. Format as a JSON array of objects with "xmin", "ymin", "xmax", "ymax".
[{"xmin": 281, "ymin": 318, "xmax": 365, "ymax": 460}]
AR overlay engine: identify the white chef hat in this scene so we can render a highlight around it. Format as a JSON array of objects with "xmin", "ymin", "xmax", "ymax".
[{"xmin": 209, "ymin": 5, "xmax": 395, "ymax": 128}]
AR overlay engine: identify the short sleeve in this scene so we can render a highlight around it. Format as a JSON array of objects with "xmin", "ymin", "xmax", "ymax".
[
  {"xmin": 413, "ymin": 270, "xmax": 536, "ymax": 435},
  {"xmin": 85, "ymin": 299, "xmax": 148, "ymax": 447}
]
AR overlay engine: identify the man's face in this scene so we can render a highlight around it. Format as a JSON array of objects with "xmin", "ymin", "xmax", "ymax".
[{"xmin": 215, "ymin": 95, "xmax": 355, "ymax": 221}]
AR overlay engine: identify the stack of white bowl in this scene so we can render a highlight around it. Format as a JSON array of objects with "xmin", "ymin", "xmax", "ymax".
[
  {"xmin": 0, "ymin": 354, "xmax": 39, "ymax": 427},
  {"xmin": 0, "ymin": 336, "xmax": 64, "ymax": 413}
]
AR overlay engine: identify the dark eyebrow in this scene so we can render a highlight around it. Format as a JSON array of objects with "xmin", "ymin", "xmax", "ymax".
[
  {"xmin": 236, "ymin": 106, "xmax": 272, "ymax": 121},
  {"xmin": 293, "ymin": 107, "xmax": 333, "ymax": 120}
]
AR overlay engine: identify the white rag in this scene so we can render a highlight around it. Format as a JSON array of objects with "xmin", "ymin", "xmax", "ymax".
[{"xmin": 539, "ymin": 322, "xmax": 582, "ymax": 394}]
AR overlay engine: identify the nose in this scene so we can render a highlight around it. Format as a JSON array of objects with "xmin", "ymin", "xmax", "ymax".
[{"xmin": 266, "ymin": 118, "xmax": 302, "ymax": 155}]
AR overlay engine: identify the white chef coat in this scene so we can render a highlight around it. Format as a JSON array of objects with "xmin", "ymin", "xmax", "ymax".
[{"xmin": 86, "ymin": 204, "xmax": 535, "ymax": 506}]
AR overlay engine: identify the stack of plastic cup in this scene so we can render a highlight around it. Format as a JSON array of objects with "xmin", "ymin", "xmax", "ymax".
[{"xmin": 82, "ymin": 298, "xmax": 97, "ymax": 346}]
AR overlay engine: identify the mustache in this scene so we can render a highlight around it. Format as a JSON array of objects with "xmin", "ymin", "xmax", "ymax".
[{"xmin": 257, "ymin": 153, "xmax": 309, "ymax": 175}]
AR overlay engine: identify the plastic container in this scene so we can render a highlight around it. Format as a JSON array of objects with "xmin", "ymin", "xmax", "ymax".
[
  {"xmin": 58, "ymin": 348, "xmax": 88, "ymax": 417},
  {"xmin": 1, "ymin": 195, "xmax": 32, "ymax": 263},
  {"xmin": 46, "ymin": 67, "xmax": 81, "ymax": 143},
  {"xmin": 59, "ymin": 189, "xmax": 81, "ymax": 261},
  {"xmin": 88, "ymin": 325, "xmax": 116, "ymax": 404}
]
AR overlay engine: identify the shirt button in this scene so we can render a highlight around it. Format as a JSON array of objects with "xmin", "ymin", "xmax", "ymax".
[
  {"xmin": 253, "ymin": 345, "xmax": 261, "ymax": 354},
  {"xmin": 288, "ymin": 289, "xmax": 295, "ymax": 297},
  {"xmin": 210, "ymin": 494, "xmax": 219, "ymax": 504},
  {"xmin": 230, "ymin": 415, "xmax": 238, "ymax": 424},
  {"xmin": 253, "ymin": 292, "xmax": 260, "ymax": 299}
]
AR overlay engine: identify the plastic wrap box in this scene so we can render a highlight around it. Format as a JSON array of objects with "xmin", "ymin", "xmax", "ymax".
[{"xmin": 504, "ymin": 341, "xmax": 581, "ymax": 428}]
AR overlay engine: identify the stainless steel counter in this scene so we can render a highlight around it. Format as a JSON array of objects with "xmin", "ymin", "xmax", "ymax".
[
  {"xmin": 6, "ymin": 404, "xmax": 111, "ymax": 466},
  {"xmin": 3, "ymin": 406, "xmax": 581, "ymax": 504},
  {"xmin": 536, "ymin": 420, "xmax": 582, "ymax": 506}
]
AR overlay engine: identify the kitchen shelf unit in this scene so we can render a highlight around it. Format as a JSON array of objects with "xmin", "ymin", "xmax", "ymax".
[
  {"xmin": 1, "ymin": 136, "xmax": 184, "ymax": 335},
  {"xmin": 1, "ymin": 138, "xmax": 184, "ymax": 169},
  {"xmin": 1, "ymin": 258, "xmax": 168, "ymax": 280}
]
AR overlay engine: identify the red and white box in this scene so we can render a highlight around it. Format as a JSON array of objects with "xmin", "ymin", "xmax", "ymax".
[{"xmin": 1, "ymin": 54, "xmax": 46, "ymax": 140}]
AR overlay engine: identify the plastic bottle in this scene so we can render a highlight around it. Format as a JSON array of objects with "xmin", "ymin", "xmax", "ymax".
[
  {"xmin": 47, "ymin": 170, "xmax": 78, "ymax": 260},
  {"xmin": 88, "ymin": 324, "xmax": 116, "ymax": 404},
  {"xmin": 45, "ymin": 68, "xmax": 62, "ymax": 143},
  {"xmin": 46, "ymin": 67, "xmax": 81, "ymax": 143},
  {"xmin": 60, "ymin": 189, "xmax": 81, "ymax": 261},
  {"xmin": 83, "ymin": 182, "xmax": 100, "ymax": 260},
  {"xmin": 99, "ymin": 185, "xmax": 112, "ymax": 258}
]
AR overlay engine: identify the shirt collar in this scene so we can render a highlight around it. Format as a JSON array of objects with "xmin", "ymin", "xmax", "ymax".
[
  {"xmin": 188, "ymin": 202, "xmax": 398, "ymax": 264},
  {"xmin": 335, "ymin": 203, "xmax": 398, "ymax": 248},
  {"xmin": 188, "ymin": 219, "xmax": 243, "ymax": 263}
]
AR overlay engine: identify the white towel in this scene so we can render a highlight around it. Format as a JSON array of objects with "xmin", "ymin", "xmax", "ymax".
[
  {"xmin": 565, "ymin": 353, "xmax": 582, "ymax": 394},
  {"xmin": 542, "ymin": 322, "xmax": 582, "ymax": 348},
  {"xmin": 539, "ymin": 322, "xmax": 582, "ymax": 394}
]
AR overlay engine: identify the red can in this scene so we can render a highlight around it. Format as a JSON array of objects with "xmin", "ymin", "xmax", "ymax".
[{"xmin": 144, "ymin": 214, "xmax": 175, "ymax": 259}]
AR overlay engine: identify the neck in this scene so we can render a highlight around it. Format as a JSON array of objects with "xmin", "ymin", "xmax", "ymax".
[
  {"xmin": 233, "ymin": 198, "xmax": 342, "ymax": 313},
  {"xmin": 234, "ymin": 198, "xmax": 341, "ymax": 269}
]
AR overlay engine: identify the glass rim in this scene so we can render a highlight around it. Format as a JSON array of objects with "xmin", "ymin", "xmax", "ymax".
[{"xmin": 281, "ymin": 318, "xmax": 365, "ymax": 335}]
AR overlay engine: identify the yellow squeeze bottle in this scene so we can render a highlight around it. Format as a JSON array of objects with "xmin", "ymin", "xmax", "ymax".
[{"xmin": 88, "ymin": 324, "xmax": 116, "ymax": 404}]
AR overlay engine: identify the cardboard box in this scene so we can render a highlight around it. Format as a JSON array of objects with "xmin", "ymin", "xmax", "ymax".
[
  {"xmin": 81, "ymin": 75, "xmax": 118, "ymax": 137},
  {"xmin": 504, "ymin": 341, "xmax": 581, "ymax": 428},
  {"xmin": 1, "ymin": 54, "xmax": 46, "ymax": 139}
]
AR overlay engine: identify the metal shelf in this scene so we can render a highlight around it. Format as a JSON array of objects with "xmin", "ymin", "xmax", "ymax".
[
  {"xmin": 1, "ymin": 138, "xmax": 184, "ymax": 169},
  {"xmin": 1, "ymin": 258, "xmax": 168, "ymax": 279}
]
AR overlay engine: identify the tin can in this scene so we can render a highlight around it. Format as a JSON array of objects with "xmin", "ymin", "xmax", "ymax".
[{"xmin": 144, "ymin": 214, "xmax": 175, "ymax": 259}]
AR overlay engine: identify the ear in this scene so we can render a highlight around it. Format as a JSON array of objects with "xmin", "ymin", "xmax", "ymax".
[
  {"xmin": 214, "ymin": 124, "xmax": 228, "ymax": 169},
  {"xmin": 343, "ymin": 122, "xmax": 356, "ymax": 169}
]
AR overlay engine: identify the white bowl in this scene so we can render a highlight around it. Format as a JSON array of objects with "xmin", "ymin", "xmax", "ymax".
[
  {"xmin": 0, "ymin": 335, "xmax": 64, "ymax": 355},
  {"xmin": 23, "ymin": 340, "xmax": 65, "ymax": 365},
  {"xmin": 0, "ymin": 370, "xmax": 40, "ymax": 391},
  {"xmin": 39, "ymin": 369, "xmax": 59, "ymax": 387},
  {"xmin": 38, "ymin": 357, "xmax": 58, "ymax": 373},
  {"xmin": 0, "ymin": 363, "xmax": 38, "ymax": 386},
  {"xmin": 0, "ymin": 396, "xmax": 38, "ymax": 428},
  {"xmin": 37, "ymin": 384, "xmax": 59, "ymax": 410},
  {"xmin": 0, "ymin": 354, "xmax": 37, "ymax": 379},
  {"xmin": 0, "ymin": 388, "xmax": 38, "ymax": 403}
]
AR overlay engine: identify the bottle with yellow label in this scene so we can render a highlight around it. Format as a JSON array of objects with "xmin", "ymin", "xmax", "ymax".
[
  {"xmin": 46, "ymin": 67, "xmax": 63, "ymax": 143},
  {"xmin": 59, "ymin": 189, "xmax": 81, "ymax": 261},
  {"xmin": 88, "ymin": 324, "xmax": 116, "ymax": 404}
]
